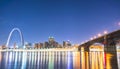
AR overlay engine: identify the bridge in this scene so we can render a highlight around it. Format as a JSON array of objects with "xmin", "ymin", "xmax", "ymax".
[
  {"xmin": 78, "ymin": 29, "xmax": 120, "ymax": 69},
  {"xmin": 79, "ymin": 29, "xmax": 120, "ymax": 52}
]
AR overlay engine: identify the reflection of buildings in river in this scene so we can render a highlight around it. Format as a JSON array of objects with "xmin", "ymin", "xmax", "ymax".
[
  {"xmin": 5, "ymin": 52, "xmax": 8, "ymax": 69},
  {"xmin": 36, "ymin": 52, "xmax": 39, "ymax": 69},
  {"xmin": 31, "ymin": 52, "xmax": 35, "ymax": 69},
  {"xmin": 55, "ymin": 51, "xmax": 62, "ymax": 69},
  {"xmin": 105, "ymin": 53, "xmax": 113, "ymax": 69},
  {"xmin": 54, "ymin": 51, "xmax": 57, "ymax": 69},
  {"xmin": 86, "ymin": 52, "xmax": 89, "ymax": 69},
  {"xmin": 8, "ymin": 52, "xmax": 13, "ymax": 69},
  {"xmin": 81, "ymin": 51, "xmax": 85, "ymax": 69},
  {"xmin": 40, "ymin": 52, "xmax": 42, "ymax": 69},
  {"xmin": 34, "ymin": 52, "xmax": 37, "ymax": 69},
  {"xmin": 116, "ymin": 41, "xmax": 120, "ymax": 69},
  {"xmin": 62, "ymin": 52, "xmax": 67, "ymax": 69},
  {"xmin": 89, "ymin": 51, "xmax": 104, "ymax": 69},
  {"xmin": 28, "ymin": 52, "xmax": 32, "ymax": 69},
  {"xmin": 89, "ymin": 43, "xmax": 105, "ymax": 69},
  {"xmin": 21, "ymin": 52, "xmax": 27, "ymax": 69},
  {"xmin": 0, "ymin": 52, "xmax": 2, "ymax": 68},
  {"xmin": 67, "ymin": 52, "xmax": 73, "ymax": 69},
  {"xmin": 0, "ymin": 52, "xmax": 2, "ymax": 64},
  {"xmin": 73, "ymin": 52, "xmax": 80, "ymax": 69},
  {"xmin": 58, "ymin": 52, "xmax": 61, "ymax": 69},
  {"xmin": 43, "ymin": 51, "xmax": 47, "ymax": 69},
  {"xmin": 48, "ymin": 52, "xmax": 54, "ymax": 69},
  {"xmin": 14, "ymin": 52, "xmax": 18, "ymax": 69}
]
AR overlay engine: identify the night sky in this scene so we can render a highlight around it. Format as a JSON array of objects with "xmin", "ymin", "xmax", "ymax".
[{"xmin": 0, "ymin": 0, "xmax": 120, "ymax": 46}]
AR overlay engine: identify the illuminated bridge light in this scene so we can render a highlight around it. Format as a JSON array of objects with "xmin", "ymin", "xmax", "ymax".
[
  {"xmin": 104, "ymin": 30, "xmax": 108, "ymax": 34},
  {"xmin": 98, "ymin": 33, "xmax": 102, "ymax": 37},
  {"xmin": 93, "ymin": 36, "xmax": 97, "ymax": 39},
  {"xmin": 118, "ymin": 22, "xmax": 120, "ymax": 26},
  {"xmin": 90, "ymin": 37, "xmax": 93, "ymax": 40}
]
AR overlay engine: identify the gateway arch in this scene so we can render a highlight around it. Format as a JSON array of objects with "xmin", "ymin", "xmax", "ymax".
[{"xmin": 6, "ymin": 28, "xmax": 24, "ymax": 47}]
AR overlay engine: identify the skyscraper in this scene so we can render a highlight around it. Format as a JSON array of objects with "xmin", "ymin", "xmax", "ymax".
[{"xmin": 48, "ymin": 36, "xmax": 58, "ymax": 48}]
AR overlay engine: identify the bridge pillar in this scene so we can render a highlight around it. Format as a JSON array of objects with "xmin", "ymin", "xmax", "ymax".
[
  {"xmin": 104, "ymin": 36, "xmax": 118, "ymax": 69},
  {"xmin": 84, "ymin": 47, "xmax": 89, "ymax": 52}
]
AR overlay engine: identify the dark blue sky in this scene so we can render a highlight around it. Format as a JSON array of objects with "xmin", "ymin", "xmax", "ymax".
[{"xmin": 0, "ymin": 0, "xmax": 120, "ymax": 45}]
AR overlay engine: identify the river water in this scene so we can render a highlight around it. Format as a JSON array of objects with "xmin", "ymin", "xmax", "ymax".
[{"xmin": 0, "ymin": 51, "xmax": 119, "ymax": 69}]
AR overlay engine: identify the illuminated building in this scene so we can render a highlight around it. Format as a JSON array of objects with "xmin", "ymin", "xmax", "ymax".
[
  {"xmin": 25, "ymin": 42, "xmax": 32, "ymax": 49},
  {"xmin": 44, "ymin": 42, "xmax": 49, "ymax": 48},
  {"xmin": 48, "ymin": 36, "xmax": 58, "ymax": 48},
  {"xmin": 34, "ymin": 43, "xmax": 39, "ymax": 49}
]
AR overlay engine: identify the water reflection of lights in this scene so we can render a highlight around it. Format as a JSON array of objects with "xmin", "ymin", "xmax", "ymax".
[
  {"xmin": 37, "ymin": 52, "xmax": 40, "ymax": 69},
  {"xmin": 117, "ymin": 51, "xmax": 120, "ymax": 69},
  {"xmin": 28, "ymin": 52, "xmax": 32, "ymax": 69},
  {"xmin": 34, "ymin": 52, "xmax": 37, "ymax": 69},
  {"xmin": 40, "ymin": 51, "xmax": 43, "ymax": 69},
  {"xmin": 81, "ymin": 51, "xmax": 85, "ymax": 69},
  {"xmin": 9, "ymin": 52, "xmax": 13, "ymax": 62},
  {"xmin": 0, "ymin": 52, "xmax": 2, "ymax": 68},
  {"xmin": 7, "ymin": 52, "xmax": 13, "ymax": 69},
  {"xmin": 0, "ymin": 52, "xmax": 2, "ymax": 62},
  {"xmin": 73, "ymin": 52, "xmax": 80, "ymax": 69},
  {"xmin": 14, "ymin": 52, "xmax": 18, "ymax": 69},
  {"xmin": 89, "ymin": 51, "xmax": 104, "ymax": 69},
  {"xmin": 116, "ymin": 42, "xmax": 120, "ymax": 69},
  {"xmin": 106, "ymin": 53, "xmax": 113, "ymax": 69},
  {"xmin": 67, "ymin": 52, "xmax": 73, "ymax": 69},
  {"xmin": 0, "ymin": 51, "xmax": 118, "ymax": 69},
  {"xmin": 48, "ymin": 52, "xmax": 54, "ymax": 69},
  {"xmin": 21, "ymin": 52, "xmax": 27, "ymax": 69}
]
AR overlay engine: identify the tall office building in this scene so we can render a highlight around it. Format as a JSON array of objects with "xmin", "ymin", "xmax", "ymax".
[
  {"xmin": 48, "ymin": 36, "xmax": 58, "ymax": 48},
  {"xmin": 39, "ymin": 43, "xmax": 43, "ymax": 48},
  {"xmin": 34, "ymin": 43, "xmax": 39, "ymax": 49},
  {"xmin": 25, "ymin": 42, "xmax": 32, "ymax": 49},
  {"xmin": 44, "ymin": 41, "xmax": 49, "ymax": 48},
  {"xmin": 49, "ymin": 36, "xmax": 54, "ymax": 43}
]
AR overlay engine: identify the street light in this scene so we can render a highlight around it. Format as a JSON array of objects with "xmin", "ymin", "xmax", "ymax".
[{"xmin": 104, "ymin": 30, "xmax": 108, "ymax": 35}]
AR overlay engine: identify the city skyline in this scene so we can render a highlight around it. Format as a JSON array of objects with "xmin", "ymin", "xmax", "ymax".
[{"xmin": 0, "ymin": 0, "xmax": 120, "ymax": 45}]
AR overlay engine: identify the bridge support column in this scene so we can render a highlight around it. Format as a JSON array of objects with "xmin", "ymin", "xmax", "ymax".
[{"xmin": 104, "ymin": 39, "xmax": 118, "ymax": 69}]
